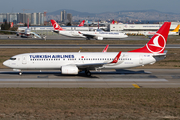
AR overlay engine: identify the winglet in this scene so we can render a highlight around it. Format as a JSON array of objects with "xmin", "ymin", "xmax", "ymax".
[
  {"xmin": 102, "ymin": 45, "xmax": 109, "ymax": 52},
  {"xmin": 111, "ymin": 51, "xmax": 122, "ymax": 63},
  {"xmin": 50, "ymin": 19, "xmax": 65, "ymax": 31}
]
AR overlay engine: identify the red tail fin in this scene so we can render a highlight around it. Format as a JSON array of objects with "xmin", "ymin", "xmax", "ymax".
[
  {"xmin": 50, "ymin": 19, "xmax": 65, "ymax": 31},
  {"xmin": 129, "ymin": 22, "xmax": 171, "ymax": 53},
  {"xmin": 102, "ymin": 45, "xmax": 109, "ymax": 52},
  {"xmin": 78, "ymin": 20, "xmax": 85, "ymax": 27},
  {"xmin": 10, "ymin": 22, "xmax": 13, "ymax": 28},
  {"xmin": 111, "ymin": 19, "xmax": 115, "ymax": 24}
]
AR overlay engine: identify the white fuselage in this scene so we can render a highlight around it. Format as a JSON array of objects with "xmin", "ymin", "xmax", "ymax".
[
  {"xmin": 58, "ymin": 31, "xmax": 86, "ymax": 38},
  {"xmin": 143, "ymin": 31, "xmax": 179, "ymax": 36},
  {"xmin": 3, "ymin": 52, "xmax": 164, "ymax": 71},
  {"xmin": 81, "ymin": 31, "xmax": 128, "ymax": 39},
  {"xmin": 24, "ymin": 28, "xmax": 31, "ymax": 35},
  {"xmin": 57, "ymin": 30, "xmax": 128, "ymax": 40}
]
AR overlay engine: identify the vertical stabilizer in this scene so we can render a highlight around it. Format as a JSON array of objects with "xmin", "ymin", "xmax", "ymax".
[
  {"xmin": 50, "ymin": 19, "xmax": 65, "ymax": 31},
  {"xmin": 78, "ymin": 20, "xmax": 85, "ymax": 27},
  {"xmin": 129, "ymin": 22, "xmax": 171, "ymax": 53}
]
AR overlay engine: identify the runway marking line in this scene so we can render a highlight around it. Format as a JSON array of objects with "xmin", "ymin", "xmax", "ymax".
[{"xmin": 132, "ymin": 84, "xmax": 140, "ymax": 88}]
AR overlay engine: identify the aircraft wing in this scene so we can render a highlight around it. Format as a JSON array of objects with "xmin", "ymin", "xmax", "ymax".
[
  {"xmin": 0, "ymin": 30, "xmax": 26, "ymax": 35},
  {"xmin": 78, "ymin": 32, "xmax": 96, "ymax": 39},
  {"xmin": 76, "ymin": 51, "xmax": 122, "ymax": 70},
  {"xmin": 30, "ymin": 32, "xmax": 42, "ymax": 38},
  {"xmin": 0, "ymin": 30, "xmax": 18, "ymax": 33}
]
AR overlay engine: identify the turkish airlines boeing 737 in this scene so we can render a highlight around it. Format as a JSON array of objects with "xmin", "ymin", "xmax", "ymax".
[
  {"xmin": 3, "ymin": 22, "xmax": 171, "ymax": 76},
  {"xmin": 51, "ymin": 19, "xmax": 128, "ymax": 40}
]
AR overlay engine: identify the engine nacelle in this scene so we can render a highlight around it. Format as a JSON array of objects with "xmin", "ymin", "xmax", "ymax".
[
  {"xmin": 96, "ymin": 37, "xmax": 103, "ymax": 40},
  {"xmin": 61, "ymin": 65, "xmax": 79, "ymax": 75}
]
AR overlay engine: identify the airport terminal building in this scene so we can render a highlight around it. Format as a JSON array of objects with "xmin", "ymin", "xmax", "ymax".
[
  {"xmin": 17, "ymin": 26, "xmax": 106, "ymax": 36},
  {"xmin": 108, "ymin": 22, "xmax": 180, "ymax": 35},
  {"xmin": 16, "ymin": 22, "xmax": 180, "ymax": 36}
]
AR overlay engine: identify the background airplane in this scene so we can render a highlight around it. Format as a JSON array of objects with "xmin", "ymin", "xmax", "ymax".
[
  {"xmin": 3, "ymin": 22, "xmax": 171, "ymax": 76},
  {"xmin": 78, "ymin": 29, "xmax": 128, "ymax": 40},
  {"xmin": 0, "ymin": 19, "xmax": 42, "ymax": 39},
  {"xmin": 143, "ymin": 24, "xmax": 179, "ymax": 36},
  {"xmin": 78, "ymin": 20, "xmax": 85, "ymax": 27},
  {"xmin": 51, "ymin": 19, "xmax": 86, "ymax": 38}
]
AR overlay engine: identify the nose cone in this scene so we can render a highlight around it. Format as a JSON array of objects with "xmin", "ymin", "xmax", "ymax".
[{"xmin": 3, "ymin": 60, "xmax": 9, "ymax": 67}]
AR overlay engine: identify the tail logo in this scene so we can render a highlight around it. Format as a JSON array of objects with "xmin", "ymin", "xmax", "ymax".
[
  {"xmin": 53, "ymin": 23, "xmax": 59, "ymax": 29},
  {"xmin": 146, "ymin": 33, "xmax": 166, "ymax": 53}
]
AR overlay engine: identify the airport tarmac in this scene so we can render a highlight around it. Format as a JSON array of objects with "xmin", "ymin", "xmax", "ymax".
[
  {"xmin": 0, "ymin": 44, "xmax": 180, "ymax": 48},
  {"xmin": 0, "ymin": 35, "xmax": 150, "ymax": 40},
  {"xmin": 0, "ymin": 69, "xmax": 179, "ymax": 88}
]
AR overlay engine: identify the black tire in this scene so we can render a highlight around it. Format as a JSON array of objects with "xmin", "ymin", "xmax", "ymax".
[{"xmin": 85, "ymin": 70, "xmax": 91, "ymax": 76}]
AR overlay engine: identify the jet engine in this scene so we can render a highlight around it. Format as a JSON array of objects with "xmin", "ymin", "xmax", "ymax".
[
  {"xmin": 96, "ymin": 37, "xmax": 103, "ymax": 40},
  {"xmin": 61, "ymin": 65, "xmax": 79, "ymax": 75}
]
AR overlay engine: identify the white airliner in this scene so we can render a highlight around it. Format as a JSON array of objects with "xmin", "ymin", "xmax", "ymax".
[
  {"xmin": 51, "ymin": 19, "xmax": 128, "ymax": 40},
  {"xmin": 1, "ymin": 19, "xmax": 42, "ymax": 39},
  {"xmin": 143, "ymin": 24, "xmax": 179, "ymax": 36},
  {"xmin": 78, "ymin": 19, "xmax": 128, "ymax": 40},
  {"xmin": 3, "ymin": 22, "xmax": 171, "ymax": 76},
  {"xmin": 78, "ymin": 29, "xmax": 128, "ymax": 40}
]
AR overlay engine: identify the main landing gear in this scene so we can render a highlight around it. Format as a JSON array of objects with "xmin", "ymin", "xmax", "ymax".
[
  {"xmin": 85, "ymin": 70, "xmax": 91, "ymax": 77},
  {"xmin": 19, "ymin": 72, "xmax": 22, "ymax": 76}
]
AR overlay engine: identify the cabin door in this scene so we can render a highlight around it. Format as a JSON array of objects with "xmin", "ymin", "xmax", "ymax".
[
  {"xmin": 22, "ymin": 56, "xmax": 27, "ymax": 64},
  {"xmin": 139, "ymin": 55, "xmax": 143, "ymax": 64}
]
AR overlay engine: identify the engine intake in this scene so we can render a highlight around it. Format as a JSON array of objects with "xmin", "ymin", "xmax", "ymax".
[
  {"xmin": 61, "ymin": 65, "xmax": 79, "ymax": 75},
  {"xmin": 96, "ymin": 37, "xmax": 103, "ymax": 40}
]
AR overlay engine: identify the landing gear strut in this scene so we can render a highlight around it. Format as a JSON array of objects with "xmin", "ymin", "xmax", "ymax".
[{"xmin": 85, "ymin": 70, "xmax": 91, "ymax": 76}]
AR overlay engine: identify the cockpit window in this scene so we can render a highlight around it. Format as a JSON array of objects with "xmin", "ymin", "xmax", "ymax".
[{"xmin": 10, "ymin": 58, "xmax": 16, "ymax": 60}]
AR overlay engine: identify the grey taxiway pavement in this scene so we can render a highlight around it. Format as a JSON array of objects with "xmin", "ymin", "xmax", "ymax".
[
  {"xmin": 0, "ymin": 69, "xmax": 179, "ymax": 88},
  {"xmin": 0, "ymin": 44, "xmax": 180, "ymax": 48}
]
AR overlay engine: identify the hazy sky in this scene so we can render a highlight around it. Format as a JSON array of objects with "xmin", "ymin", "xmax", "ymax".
[{"xmin": 0, "ymin": 0, "xmax": 180, "ymax": 13}]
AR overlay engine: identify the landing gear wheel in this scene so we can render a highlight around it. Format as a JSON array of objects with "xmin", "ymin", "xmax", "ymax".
[
  {"xmin": 19, "ymin": 72, "xmax": 22, "ymax": 76},
  {"xmin": 85, "ymin": 70, "xmax": 91, "ymax": 77}
]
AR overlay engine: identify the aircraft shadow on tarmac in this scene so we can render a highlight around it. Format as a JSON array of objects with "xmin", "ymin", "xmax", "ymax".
[{"xmin": 0, "ymin": 69, "xmax": 151, "ymax": 78}]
